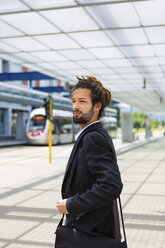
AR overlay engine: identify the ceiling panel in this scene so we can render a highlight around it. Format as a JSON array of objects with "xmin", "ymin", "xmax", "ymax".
[
  {"xmin": 143, "ymin": 73, "xmax": 164, "ymax": 79},
  {"xmin": 152, "ymin": 73, "xmax": 164, "ymax": 79},
  {"xmin": 29, "ymin": 51, "xmax": 67, "ymax": 62},
  {"xmin": 158, "ymin": 57, "xmax": 165, "ymax": 65},
  {"xmin": 121, "ymin": 45, "xmax": 155, "ymax": 58},
  {"xmin": 101, "ymin": 74, "xmax": 122, "ymax": 80},
  {"xmin": 110, "ymin": 79, "xmax": 130, "ymax": 85},
  {"xmin": 0, "ymin": 40, "xmax": 19, "ymax": 52},
  {"xmin": 0, "ymin": 20, "xmax": 23, "ymax": 37},
  {"xmin": 69, "ymin": 31, "xmax": 113, "ymax": 48},
  {"xmin": 145, "ymin": 27, "xmax": 165, "ymax": 43},
  {"xmin": 90, "ymin": 68, "xmax": 115, "ymax": 75},
  {"xmin": 52, "ymin": 61, "xmax": 82, "ymax": 70},
  {"xmin": 149, "ymin": 78, "xmax": 165, "ymax": 84},
  {"xmin": 153, "ymin": 45, "xmax": 165, "ymax": 56},
  {"xmin": 35, "ymin": 34, "xmax": 80, "ymax": 49},
  {"xmin": 77, "ymin": 60, "xmax": 106, "ymax": 68},
  {"xmin": 59, "ymin": 49, "xmax": 96, "ymax": 60},
  {"xmin": 12, "ymin": 52, "xmax": 41, "ymax": 63},
  {"xmin": 87, "ymin": 3, "xmax": 140, "ymax": 28},
  {"xmin": 88, "ymin": 47, "xmax": 124, "ymax": 59},
  {"xmin": 122, "ymin": 73, "xmax": 143, "ymax": 80},
  {"xmin": 137, "ymin": 66, "xmax": 162, "ymax": 73},
  {"xmin": 134, "ymin": 0, "xmax": 165, "ymax": 26},
  {"xmin": 0, "ymin": 12, "xmax": 60, "ymax": 35},
  {"xmin": 35, "ymin": 62, "xmax": 59, "ymax": 70},
  {"xmin": 114, "ymin": 86, "xmax": 138, "ymax": 92},
  {"xmin": 103, "ymin": 58, "xmax": 132, "ymax": 67},
  {"xmin": 52, "ymin": 69, "xmax": 73, "ymax": 78},
  {"xmin": 112, "ymin": 90, "xmax": 165, "ymax": 113},
  {"xmin": 0, "ymin": 0, "xmax": 29, "ymax": 13},
  {"xmin": 108, "ymin": 28, "xmax": 148, "ymax": 45},
  {"xmin": 69, "ymin": 69, "xmax": 93, "ymax": 76},
  {"xmin": 114, "ymin": 67, "xmax": 138, "ymax": 74},
  {"xmin": 41, "ymin": 8, "xmax": 99, "ymax": 32},
  {"xmin": 131, "ymin": 57, "xmax": 159, "ymax": 66},
  {"xmin": 2, "ymin": 37, "xmax": 48, "ymax": 51}
]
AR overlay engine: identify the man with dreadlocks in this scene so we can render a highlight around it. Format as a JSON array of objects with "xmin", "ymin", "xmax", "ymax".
[{"xmin": 55, "ymin": 76, "xmax": 123, "ymax": 247}]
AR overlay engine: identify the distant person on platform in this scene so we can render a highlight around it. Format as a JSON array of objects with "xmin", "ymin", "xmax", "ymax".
[{"xmin": 56, "ymin": 76, "xmax": 123, "ymax": 246}]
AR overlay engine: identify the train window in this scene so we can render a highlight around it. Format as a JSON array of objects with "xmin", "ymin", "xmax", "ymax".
[
  {"xmin": 52, "ymin": 119, "xmax": 73, "ymax": 134},
  {"xmin": 28, "ymin": 115, "xmax": 46, "ymax": 131},
  {"xmin": 52, "ymin": 119, "xmax": 60, "ymax": 134},
  {"xmin": 62, "ymin": 119, "xmax": 73, "ymax": 134}
]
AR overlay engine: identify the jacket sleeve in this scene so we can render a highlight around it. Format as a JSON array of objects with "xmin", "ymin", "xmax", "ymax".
[{"xmin": 66, "ymin": 132, "xmax": 123, "ymax": 218}]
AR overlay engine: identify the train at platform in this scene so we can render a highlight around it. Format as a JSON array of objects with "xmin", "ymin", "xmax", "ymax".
[{"xmin": 26, "ymin": 107, "xmax": 118, "ymax": 145}]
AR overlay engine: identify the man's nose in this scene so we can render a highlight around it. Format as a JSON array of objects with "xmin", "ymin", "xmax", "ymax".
[{"xmin": 73, "ymin": 101, "xmax": 79, "ymax": 109}]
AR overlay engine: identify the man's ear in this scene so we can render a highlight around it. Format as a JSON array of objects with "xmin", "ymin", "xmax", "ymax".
[{"xmin": 95, "ymin": 102, "xmax": 102, "ymax": 112}]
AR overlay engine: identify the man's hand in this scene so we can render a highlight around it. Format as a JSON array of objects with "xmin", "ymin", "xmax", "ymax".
[{"xmin": 56, "ymin": 199, "xmax": 69, "ymax": 214}]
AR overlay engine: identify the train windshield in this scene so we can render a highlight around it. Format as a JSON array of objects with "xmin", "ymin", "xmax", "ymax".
[{"xmin": 28, "ymin": 115, "xmax": 46, "ymax": 135}]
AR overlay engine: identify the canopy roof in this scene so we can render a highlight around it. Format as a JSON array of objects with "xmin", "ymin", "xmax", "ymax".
[{"xmin": 0, "ymin": 0, "xmax": 165, "ymax": 113}]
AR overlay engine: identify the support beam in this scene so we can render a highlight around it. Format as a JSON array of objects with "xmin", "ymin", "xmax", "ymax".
[
  {"xmin": 0, "ymin": 0, "xmax": 150, "ymax": 16},
  {"xmin": 0, "ymin": 72, "xmax": 55, "ymax": 81},
  {"xmin": 1, "ymin": 24, "xmax": 165, "ymax": 40},
  {"xmin": 0, "ymin": 82, "xmax": 72, "ymax": 111}
]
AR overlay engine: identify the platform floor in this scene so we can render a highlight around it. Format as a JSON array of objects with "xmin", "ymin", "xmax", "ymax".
[{"xmin": 0, "ymin": 136, "xmax": 164, "ymax": 248}]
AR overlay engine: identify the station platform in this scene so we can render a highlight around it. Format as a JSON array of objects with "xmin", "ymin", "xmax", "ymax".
[
  {"xmin": 0, "ymin": 133, "xmax": 164, "ymax": 248},
  {"xmin": 0, "ymin": 140, "xmax": 27, "ymax": 147}
]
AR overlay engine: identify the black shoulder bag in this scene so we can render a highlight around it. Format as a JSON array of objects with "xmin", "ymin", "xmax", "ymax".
[
  {"xmin": 55, "ymin": 197, "xmax": 127, "ymax": 248},
  {"xmin": 55, "ymin": 130, "xmax": 128, "ymax": 248}
]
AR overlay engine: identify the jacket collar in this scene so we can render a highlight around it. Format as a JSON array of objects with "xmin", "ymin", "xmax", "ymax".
[
  {"xmin": 75, "ymin": 120, "xmax": 101, "ymax": 141},
  {"xmin": 64, "ymin": 122, "xmax": 102, "ymax": 178}
]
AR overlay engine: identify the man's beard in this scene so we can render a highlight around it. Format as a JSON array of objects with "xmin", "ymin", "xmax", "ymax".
[{"xmin": 73, "ymin": 106, "xmax": 94, "ymax": 124}]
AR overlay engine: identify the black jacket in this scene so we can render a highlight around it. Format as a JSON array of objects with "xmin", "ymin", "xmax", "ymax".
[{"xmin": 61, "ymin": 122, "xmax": 123, "ymax": 239}]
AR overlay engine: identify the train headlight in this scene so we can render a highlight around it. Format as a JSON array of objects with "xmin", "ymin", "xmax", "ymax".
[
  {"xmin": 39, "ymin": 130, "xmax": 44, "ymax": 135},
  {"xmin": 28, "ymin": 131, "xmax": 32, "ymax": 136}
]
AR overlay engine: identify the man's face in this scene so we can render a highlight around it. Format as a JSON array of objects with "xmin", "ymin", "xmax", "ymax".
[{"xmin": 72, "ymin": 88, "xmax": 95, "ymax": 125}]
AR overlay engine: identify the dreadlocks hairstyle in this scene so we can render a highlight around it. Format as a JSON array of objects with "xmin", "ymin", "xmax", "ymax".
[{"xmin": 72, "ymin": 76, "xmax": 111, "ymax": 118}]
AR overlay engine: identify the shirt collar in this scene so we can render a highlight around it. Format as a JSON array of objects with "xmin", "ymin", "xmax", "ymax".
[{"xmin": 75, "ymin": 120, "xmax": 101, "ymax": 140}]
